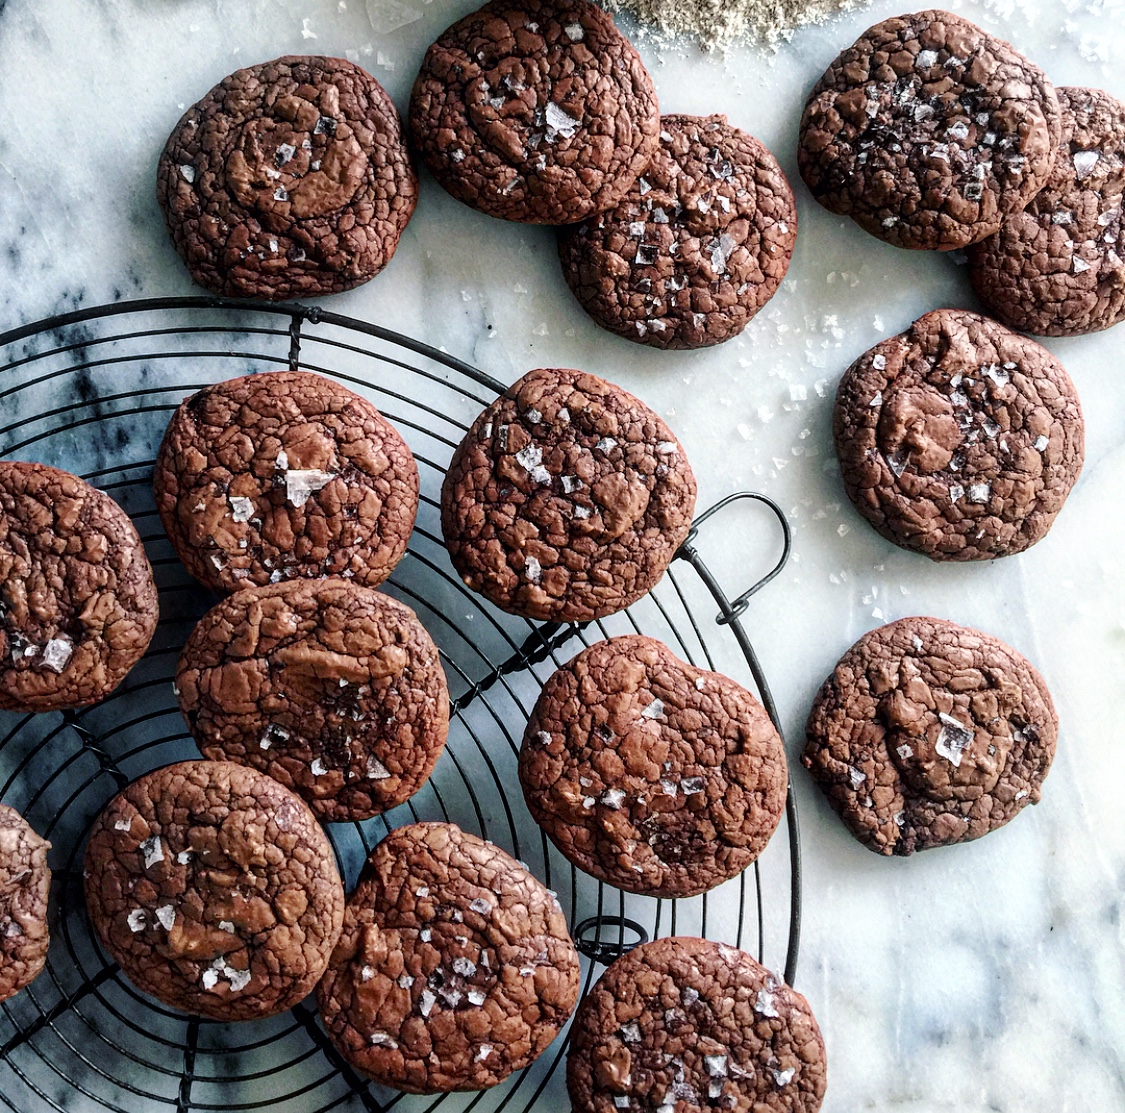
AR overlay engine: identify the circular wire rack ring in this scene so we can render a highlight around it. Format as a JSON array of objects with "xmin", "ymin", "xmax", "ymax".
[{"xmin": 0, "ymin": 296, "xmax": 801, "ymax": 1113}]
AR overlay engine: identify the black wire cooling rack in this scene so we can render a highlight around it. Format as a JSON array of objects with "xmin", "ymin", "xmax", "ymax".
[{"xmin": 0, "ymin": 296, "xmax": 802, "ymax": 1113}]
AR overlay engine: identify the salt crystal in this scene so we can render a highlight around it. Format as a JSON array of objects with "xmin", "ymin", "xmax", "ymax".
[
  {"xmin": 177, "ymin": 850, "xmax": 192, "ymax": 865},
  {"xmin": 789, "ymin": 383, "xmax": 807, "ymax": 402},
  {"xmin": 869, "ymin": 391, "xmax": 883, "ymax": 408},
  {"xmin": 656, "ymin": 441, "xmax": 678, "ymax": 454},
  {"xmin": 601, "ymin": 788, "xmax": 626, "ymax": 809},
  {"xmin": 179, "ymin": 164, "xmax": 196, "ymax": 184},
  {"xmin": 155, "ymin": 905, "xmax": 176, "ymax": 931},
  {"xmin": 681, "ymin": 777, "xmax": 705, "ymax": 795},
  {"xmin": 660, "ymin": 778, "xmax": 678, "ymax": 796},
  {"xmin": 365, "ymin": 0, "xmax": 423, "ymax": 34},
  {"xmin": 1073, "ymin": 150, "xmax": 1100, "ymax": 179},
  {"xmin": 469, "ymin": 897, "xmax": 492, "ymax": 915},
  {"xmin": 420, "ymin": 927, "xmax": 432, "ymax": 942},
  {"xmin": 452, "ymin": 957, "xmax": 476, "ymax": 977},
  {"xmin": 705, "ymin": 1055, "xmax": 728, "ymax": 1076},
  {"xmin": 545, "ymin": 101, "xmax": 581, "ymax": 138},
  {"xmin": 935, "ymin": 713, "xmax": 974, "ymax": 767},
  {"xmin": 419, "ymin": 989, "xmax": 436, "ymax": 1017},
  {"xmin": 695, "ymin": 676, "xmax": 705, "ymax": 690},
  {"xmin": 310, "ymin": 758, "xmax": 328, "ymax": 776},
  {"xmin": 642, "ymin": 698, "xmax": 664, "ymax": 719},
  {"xmin": 219, "ymin": 920, "xmax": 236, "ymax": 933},
  {"xmin": 848, "ymin": 766, "xmax": 866, "ymax": 789},
  {"xmin": 596, "ymin": 437, "xmax": 617, "ymax": 453},
  {"xmin": 475, "ymin": 1045, "xmax": 493, "ymax": 1062},
  {"xmin": 887, "ymin": 450, "xmax": 908, "ymax": 478},
  {"xmin": 41, "ymin": 638, "xmax": 72, "ymax": 673},
  {"xmin": 772, "ymin": 1067, "xmax": 795, "ymax": 1087},
  {"xmin": 524, "ymin": 556, "xmax": 542, "ymax": 583},
  {"xmin": 201, "ymin": 968, "xmax": 219, "ymax": 990},
  {"xmin": 285, "ymin": 469, "xmax": 334, "ymax": 507},
  {"xmin": 140, "ymin": 836, "xmax": 164, "ymax": 869},
  {"xmin": 1034, "ymin": 435, "xmax": 1049, "ymax": 451},
  {"xmin": 127, "ymin": 909, "xmax": 147, "ymax": 932},
  {"xmin": 229, "ymin": 495, "xmax": 254, "ymax": 522},
  {"xmin": 1073, "ymin": 257, "xmax": 1091, "ymax": 274},
  {"xmin": 949, "ymin": 484, "xmax": 964, "ymax": 503},
  {"xmin": 1052, "ymin": 211, "xmax": 1074, "ymax": 225},
  {"xmin": 968, "ymin": 482, "xmax": 991, "ymax": 504},
  {"xmin": 114, "ymin": 818, "xmax": 132, "ymax": 832},
  {"xmin": 620, "ymin": 1023, "xmax": 642, "ymax": 1042},
  {"xmin": 628, "ymin": 221, "xmax": 645, "ymax": 238},
  {"xmin": 561, "ymin": 475, "xmax": 581, "ymax": 494},
  {"xmin": 369, "ymin": 1032, "xmax": 398, "ymax": 1047},
  {"xmin": 755, "ymin": 988, "xmax": 778, "ymax": 1017},
  {"xmin": 872, "ymin": 354, "xmax": 887, "ymax": 371}
]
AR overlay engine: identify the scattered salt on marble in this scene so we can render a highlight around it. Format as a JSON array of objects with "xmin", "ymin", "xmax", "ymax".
[
  {"xmin": 310, "ymin": 758, "xmax": 328, "ymax": 776},
  {"xmin": 469, "ymin": 897, "xmax": 492, "ymax": 915},
  {"xmin": 837, "ymin": 524, "xmax": 850, "ymax": 537},
  {"xmin": 229, "ymin": 495, "xmax": 254, "ymax": 522},
  {"xmin": 127, "ymin": 910, "xmax": 147, "ymax": 933},
  {"xmin": 140, "ymin": 836, "xmax": 164, "ymax": 869},
  {"xmin": 789, "ymin": 383, "xmax": 807, "ymax": 402},
  {"xmin": 285, "ymin": 469, "xmax": 334, "ymax": 507},
  {"xmin": 155, "ymin": 905, "xmax": 176, "ymax": 931},
  {"xmin": 935, "ymin": 713, "xmax": 974, "ymax": 766},
  {"xmin": 1073, "ymin": 150, "xmax": 1100, "ymax": 179},
  {"xmin": 41, "ymin": 638, "xmax": 72, "ymax": 673}
]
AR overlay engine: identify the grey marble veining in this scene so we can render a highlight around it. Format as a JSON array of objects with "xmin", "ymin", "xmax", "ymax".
[{"xmin": 0, "ymin": 0, "xmax": 1122, "ymax": 1110}]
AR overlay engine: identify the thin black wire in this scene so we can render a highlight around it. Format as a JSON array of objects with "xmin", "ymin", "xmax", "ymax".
[{"xmin": 0, "ymin": 297, "xmax": 802, "ymax": 1112}]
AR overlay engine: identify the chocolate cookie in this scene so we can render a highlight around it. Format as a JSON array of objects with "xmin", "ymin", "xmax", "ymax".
[
  {"xmin": 176, "ymin": 578, "xmax": 449, "ymax": 823},
  {"xmin": 0, "ymin": 460, "xmax": 158, "ymax": 711},
  {"xmin": 441, "ymin": 368, "xmax": 697, "ymax": 622},
  {"xmin": 833, "ymin": 308, "xmax": 1084, "ymax": 560},
  {"xmin": 408, "ymin": 0, "xmax": 660, "ymax": 223},
  {"xmin": 798, "ymin": 10, "xmax": 1062, "ymax": 250},
  {"xmin": 968, "ymin": 86, "xmax": 1125, "ymax": 335},
  {"xmin": 803, "ymin": 616, "xmax": 1058, "ymax": 855},
  {"xmin": 0, "ymin": 806, "xmax": 51, "ymax": 1003},
  {"xmin": 558, "ymin": 114, "xmax": 797, "ymax": 349},
  {"xmin": 519, "ymin": 636, "xmax": 787, "ymax": 898},
  {"xmin": 157, "ymin": 55, "xmax": 417, "ymax": 300},
  {"xmin": 316, "ymin": 821, "xmax": 580, "ymax": 1093},
  {"xmin": 154, "ymin": 371, "xmax": 419, "ymax": 594},
  {"xmin": 567, "ymin": 936, "xmax": 827, "ymax": 1113},
  {"xmin": 84, "ymin": 760, "xmax": 345, "ymax": 1020}
]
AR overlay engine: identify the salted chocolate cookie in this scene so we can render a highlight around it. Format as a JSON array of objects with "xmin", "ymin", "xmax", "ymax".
[
  {"xmin": 803, "ymin": 616, "xmax": 1057, "ymax": 855},
  {"xmin": 316, "ymin": 821, "xmax": 580, "ymax": 1093},
  {"xmin": 798, "ymin": 10, "xmax": 1062, "ymax": 250},
  {"xmin": 969, "ymin": 86, "xmax": 1125, "ymax": 336},
  {"xmin": 157, "ymin": 55, "xmax": 417, "ymax": 300},
  {"xmin": 0, "ymin": 806, "xmax": 51, "ymax": 1003},
  {"xmin": 558, "ymin": 114, "xmax": 797, "ymax": 349},
  {"xmin": 441, "ymin": 368, "xmax": 697, "ymax": 622},
  {"xmin": 520, "ymin": 636, "xmax": 787, "ymax": 898},
  {"xmin": 0, "ymin": 461, "xmax": 158, "ymax": 711},
  {"xmin": 408, "ymin": 0, "xmax": 660, "ymax": 223},
  {"xmin": 568, "ymin": 936, "xmax": 827, "ymax": 1113},
  {"xmin": 154, "ymin": 371, "xmax": 419, "ymax": 594},
  {"xmin": 176, "ymin": 578, "xmax": 449, "ymax": 823},
  {"xmin": 833, "ymin": 309, "xmax": 1083, "ymax": 560},
  {"xmin": 84, "ymin": 760, "xmax": 345, "ymax": 1020}
]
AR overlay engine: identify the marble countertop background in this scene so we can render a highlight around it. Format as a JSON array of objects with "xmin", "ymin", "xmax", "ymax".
[{"xmin": 0, "ymin": 0, "xmax": 1122, "ymax": 1109}]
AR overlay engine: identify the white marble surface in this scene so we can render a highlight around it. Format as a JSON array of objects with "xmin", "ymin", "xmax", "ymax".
[{"xmin": 0, "ymin": 0, "xmax": 1123, "ymax": 1109}]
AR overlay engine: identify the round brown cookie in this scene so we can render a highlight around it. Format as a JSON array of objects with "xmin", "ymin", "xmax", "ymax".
[
  {"xmin": 0, "ymin": 806, "xmax": 51, "ymax": 1003},
  {"xmin": 442, "ymin": 368, "xmax": 696, "ymax": 622},
  {"xmin": 154, "ymin": 370, "xmax": 419, "ymax": 595},
  {"xmin": 833, "ymin": 308, "xmax": 1083, "ymax": 561},
  {"xmin": 803, "ymin": 616, "xmax": 1058, "ymax": 856},
  {"xmin": 408, "ymin": 0, "xmax": 660, "ymax": 224},
  {"xmin": 567, "ymin": 936, "xmax": 827, "ymax": 1113},
  {"xmin": 558, "ymin": 114, "xmax": 797, "ymax": 349},
  {"xmin": 968, "ymin": 86, "xmax": 1125, "ymax": 336},
  {"xmin": 176, "ymin": 578, "xmax": 449, "ymax": 823},
  {"xmin": 797, "ymin": 9, "xmax": 1062, "ymax": 251},
  {"xmin": 84, "ymin": 760, "xmax": 345, "ymax": 1020},
  {"xmin": 519, "ymin": 635, "xmax": 787, "ymax": 898},
  {"xmin": 316, "ymin": 821, "xmax": 580, "ymax": 1093},
  {"xmin": 0, "ymin": 461, "xmax": 158, "ymax": 712},
  {"xmin": 157, "ymin": 55, "xmax": 417, "ymax": 300}
]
